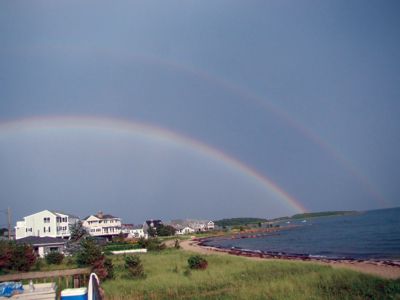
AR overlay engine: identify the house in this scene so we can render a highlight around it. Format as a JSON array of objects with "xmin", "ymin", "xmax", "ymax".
[
  {"xmin": 82, "ymin": 211, "xmax": 122, "ymax": 239},
  {"xmin": 16, "ymin": 236, "xmax": 66, "ymax": 258},
  {"xmin": 170, "ymin": 219, "xmax": 214, "ymax": 234},
  {"xmin": 143, "ymin": 219, "xmax": 163, "ymax": 234},
  {"xmin": 144, "ymin": 219, "xmax": 162, "ymax": 229},
  {"xmin": 207, "ymin": 221, "xmax": 215, "ymax": 230},
  {"xmin": 14, "ymin": 210, "xmax": 79, "ymax": 240},
  {"xmin": 175, "ymin": 226, "xmax": 195, "ymax": 235},
  {"xmin": 122, "ymin": 224, "xmax": 148, "ymax": 239}
]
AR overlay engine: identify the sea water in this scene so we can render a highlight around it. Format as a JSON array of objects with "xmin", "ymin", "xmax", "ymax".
[{"xmin": 204, "ymin": 207, "xmax": 400, "ymax": 260}]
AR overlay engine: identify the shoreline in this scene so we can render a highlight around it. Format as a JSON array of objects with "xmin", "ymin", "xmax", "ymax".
[{"xmin": 180, "ymin": 238, "xmax": 400, "ymax": 279}]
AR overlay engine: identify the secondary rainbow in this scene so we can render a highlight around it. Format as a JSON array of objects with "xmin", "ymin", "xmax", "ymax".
[
  {"xmin": 101, "ymin": 49, "xmax": 387, "ymax": 207},
  {"xmin": 0, "ymin": 116, "xmax": 307, "ymax": 213}
]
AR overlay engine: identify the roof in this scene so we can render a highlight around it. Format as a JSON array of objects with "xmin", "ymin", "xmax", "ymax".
[
  {"xmin": 122, "ymin": 224, "xmax": 134, "ymax": 229},
  {"xmin": 52, "ymin": 211, "xmax": 80, "ymax": 219},
  {"xmin": 16, "ymin": 236, "xmax": 66, "ymax": 246},
  {"xmin": 83, "ymin": 213, "xmax": 119, "ymax": 220}
]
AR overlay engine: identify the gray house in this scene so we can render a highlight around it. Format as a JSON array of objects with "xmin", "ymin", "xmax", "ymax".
[{"xmin": 16, "ymin": 236, "xmax": 66, "ymax": 258}]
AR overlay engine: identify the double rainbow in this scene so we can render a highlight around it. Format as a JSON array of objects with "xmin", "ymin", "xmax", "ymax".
[{"xmin": 0, "ymin": 116, "xmax": 307, "ymax": 213}]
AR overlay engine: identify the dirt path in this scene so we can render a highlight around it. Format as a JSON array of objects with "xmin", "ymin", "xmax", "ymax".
[{"xmin": 179, "ymin": 240, "xmax": 400, "ymax": 279}]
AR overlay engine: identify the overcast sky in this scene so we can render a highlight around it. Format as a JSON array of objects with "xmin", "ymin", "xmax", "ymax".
[{"xmin": 1, "ymin": 1, "xmax": 399, "ymax": 224}]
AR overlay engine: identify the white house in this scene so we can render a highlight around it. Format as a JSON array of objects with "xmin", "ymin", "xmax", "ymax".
[
  {"xmin": 122, "ymin": 224, "xmax": 148, "ymax": 239},
  {"xmin": 15, "ymin": 210, "xmax": 79, "ymax": 240},
  {"xmin": 207, "ymin": 221, "xmax": 215, "ymax": 230},
  {"xmin": 171, "ymin": 219, "xmax": 214, "ymax": 235},
  {"xmin": 175, "ymin": 226, "xmax": 195, "ymax": 235},
  {"xmin": 83, "ymin": 211, "xmax": 122, "ymax": 239}
]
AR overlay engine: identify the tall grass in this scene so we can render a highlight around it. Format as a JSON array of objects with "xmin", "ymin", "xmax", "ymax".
[{"xmin": 102, "ymin": 249, "xmax": 400, "ymax": 300}]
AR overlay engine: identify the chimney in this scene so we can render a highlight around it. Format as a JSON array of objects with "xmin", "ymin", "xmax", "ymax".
[{"xmin": 98, "ymin": 211, "xmax": 104, "ymax": 218}]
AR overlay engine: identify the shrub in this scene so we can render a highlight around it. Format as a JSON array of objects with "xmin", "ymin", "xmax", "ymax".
[
  {"xmin": 33, "ymin": 258, "xmax": 44, "ymax": 271},
  {"xmin": 188, "ymin": 255, "xmax": 208, "ymax": 270},
  {"xmin": 9, "ymin": 243, "xmax": 37, "ymax": 272},
  {"xmin": 137, "ymin": 238, "xmax": 165, "ymax": 251},
  {"xmin": 104, "ymin": 243, "xmax": 141, "ymax": 252},
  {"xmin": 92, "ymin": 256, "xmax": 108, "ymax": 281},
  {"xmin": 104, "ymin": 257, "xmax": 114, "ymax": 279},
  {"xmin": 76, "ymin": 238, "xmax": 103, "ymax": 267},
  {"xmin": 76, "ymin": 237, "xmax": 110, "ymax": 281},
  {"xmin": 0, "ymin": 241, "xmax": 12, "ymax": 270},
  {"xmin": 45, "ymin": 252, "xmax": 64, "ymax": 265},
  {"xmin": 124, "ymin": 255, "xmax": 145, "ymax": 278},
  {"xmin": 65, "ymin": 256, "xmax": 75, "ymax": 266},
  {"xmin": 174, "ymin": 239, "xmax": 181, "ymax": 249},
  {"xmin": 156, "ymin": 225, "xmax": 176, "ymax": 236},
  {"xmin": 0, "ymin": 242, "xmax": 37, "ymax": 272}
]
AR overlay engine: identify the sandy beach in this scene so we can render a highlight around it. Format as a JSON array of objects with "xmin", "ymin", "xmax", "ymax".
[{"xmin": 179, "ymin": 239, "xmax": 400, "ymax": 279}]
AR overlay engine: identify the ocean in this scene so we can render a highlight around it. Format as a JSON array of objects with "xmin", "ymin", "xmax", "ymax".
[{"xmin": 204, "ymin": 207, "xmax": 400, "ymax": 260}]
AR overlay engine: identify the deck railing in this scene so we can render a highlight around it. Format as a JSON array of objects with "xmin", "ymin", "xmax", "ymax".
[{"xmin": 0, "ymin": 267, "xmax": 94, "ymax": 299}]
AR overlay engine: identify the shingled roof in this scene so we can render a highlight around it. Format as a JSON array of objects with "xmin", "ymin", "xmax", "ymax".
[
  {"xmin": 83, "ymin": 212, "xmax": 119, "ymax": 220},
  {"xmin": 16, "ymin": 236, "xmax": 66, "ymax": 245}
]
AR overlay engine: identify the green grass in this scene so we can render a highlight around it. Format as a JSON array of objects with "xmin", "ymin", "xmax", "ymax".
[{"xmin": 102, "ymin": 249, "xmax": 400, "ymax": 300}]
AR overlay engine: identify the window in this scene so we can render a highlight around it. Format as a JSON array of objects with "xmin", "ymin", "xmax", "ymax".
[
  {"xmin": 44, "ymin": 227, "xmax": 46, "ymax": 233},
  {"xmin": 43, "ymin": 217, "xmax": 50, "ymax": 223},
  {"xmin": 48, "ymin": 226, "xmax": 51, "ymax": 232}
]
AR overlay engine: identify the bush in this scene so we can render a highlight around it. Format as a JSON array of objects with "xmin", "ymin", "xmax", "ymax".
[
  {"xmin": 104, "ymin": 243, "xmax": 141, "ymax": 252},
  {"xmin": 76, "ymin": 238, "xmax": 111, "ymax": 281},
  {"xmin": 137, "ymin": 238, "xmax": 166, "ymax": 251},
  {"xmin": 156, "ymin": 225, "xmax": 176, "ymax": 236},
  {"xmin": 0, "ymin": 242, "xmax": 37, "ymax": 272},
  {"xmin": 92, "ymin": 256, "xmax": 108, "ymax": 281},
  {"xmin": 45, "ymin": 252, "xmax": 64, "ymax": 265},
  {"xmin": 76, "ymin": 238, "xmax": 103, "ymax": 267},
  {"xmin": 0, "ymin": 241, "xmax": 12, "ymax": 270},
  {"xmin": 104, "ymin": 257, "xmax": 114, "ymax": 279},
  {"xmin": 188, "ymin": 255, "xmax": 208, "ymax": 270},
  {"xmin": 33, "ymin": 258, "xmax": 43, "ymax": 271},
  {"xmin": 124, "ymin": 255, "xmax": 145, "ymax": 278}
]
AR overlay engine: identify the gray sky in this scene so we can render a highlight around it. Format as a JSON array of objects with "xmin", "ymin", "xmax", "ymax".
[{"xmin": 1, "ymin": 0, "xmax": 399, "ymax": 224}]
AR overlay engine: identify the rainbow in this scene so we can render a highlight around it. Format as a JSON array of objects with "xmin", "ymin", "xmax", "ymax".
[
  {"xmin": 91, "ymin": 48, "xmax": 387, "ymax": 208},
  {"xmin": 0, "ymin": 116, "xmax": 307, "ymax": 213},
  {"xmin": 29, "ymin": 46, "xmax": 387, "ymax": 207}
]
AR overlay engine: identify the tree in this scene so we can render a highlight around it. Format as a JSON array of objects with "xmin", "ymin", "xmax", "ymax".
[
  {"xmin": 157, "ymin": 225, "xmax": 176, "ymax": 236},
  {"xmin": 76, "ymin": 237, "xmax": 111, "ymax": 281},
  {"xmin": 0, "ymin": 241, "xmax": 12, "ymax": 271},
  {"xmin": 66, "ymin": 221, "xmax": 89, "ymax": 255},
  {"xmin": 147, "ymin": 226, "xmax": 157, "ymax": 237},
  {"xmin": 76, "ymin": 238, "xmax": 103, "ymax": 267},
  {"xmin": 124, "ymin": 255, "xmax": 145, "ymax": 278},
  {"xmin": 1, "ymin": 242, "xmax": 37, "ymax": 272},
  {"xmin": 69, "ymin": 221, "xmax": 88, "ymax": 242}
]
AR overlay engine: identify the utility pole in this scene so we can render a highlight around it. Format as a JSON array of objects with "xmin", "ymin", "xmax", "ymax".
[{"xmin": 7, "ymin": 207, "xmax": 11, "ymax": 240}]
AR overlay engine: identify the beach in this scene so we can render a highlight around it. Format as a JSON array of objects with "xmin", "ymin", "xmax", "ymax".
[{"xmin": 180, "ymin": 239, "xmax": 400, "ymax": 279}]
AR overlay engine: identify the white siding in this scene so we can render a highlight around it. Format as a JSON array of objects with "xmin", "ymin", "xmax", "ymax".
[{"xmin": 14, "ymin": 210, "xmax": 77, "ymax": 240}]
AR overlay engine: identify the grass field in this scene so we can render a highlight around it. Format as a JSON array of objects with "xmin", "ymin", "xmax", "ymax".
[{"xmin": 102, "ymin": 249, "xmax": 400, "ymax": 300}]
